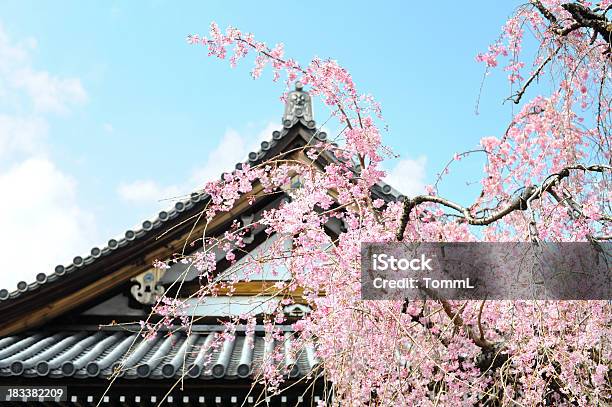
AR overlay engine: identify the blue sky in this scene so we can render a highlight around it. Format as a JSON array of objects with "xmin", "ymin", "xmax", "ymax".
[{"xmin": 0, "ymin": 1, "xmax": 526, "ymax": 290}]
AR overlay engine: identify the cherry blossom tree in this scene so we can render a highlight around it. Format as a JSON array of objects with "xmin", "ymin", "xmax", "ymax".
[{"xmin": 144, "ymin": 2, "xmax": 611, "ymax": 405}]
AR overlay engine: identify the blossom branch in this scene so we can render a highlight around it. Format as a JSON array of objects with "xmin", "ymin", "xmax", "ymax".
[
  {"xmin": 562, "ymin": 3, "xmax": 612, "ymax": 49},
  {"xmin": 396, "ymin": 164, "xmax": 611, "ymax": 240},
  {"xmin": 506, "ymin": 45, "xmax": 561, "ymax": 104}
]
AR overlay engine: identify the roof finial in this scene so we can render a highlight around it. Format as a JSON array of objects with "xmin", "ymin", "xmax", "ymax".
[{"xmin": 282, "ymin": 81, "xmax": 315, "ymax": 128}]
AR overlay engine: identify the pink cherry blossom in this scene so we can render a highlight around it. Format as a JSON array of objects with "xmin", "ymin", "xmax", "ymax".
[{"xmin": 150, "ymin": 7, "xmax": 612, "ymax": 404}]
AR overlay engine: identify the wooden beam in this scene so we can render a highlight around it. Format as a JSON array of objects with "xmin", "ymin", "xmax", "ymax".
[{"xmin": 176, "ymin": 281, "xmax": 320, "ymax": 300}]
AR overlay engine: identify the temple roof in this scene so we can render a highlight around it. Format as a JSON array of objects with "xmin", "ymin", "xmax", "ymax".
[
  {"xmin": 0, "ymin": 84, "xmax": 403, "ymax": 337},
  {"xmin": 0, "ymin": 328, "xmax": 316, "ymax": 381},
  {"xmin": 0, "ymin": 122, "xmax": 314, "ymax": 303},
  {"xmin": 0, "ymin": 83, "xmax": 398, "ymax": 406}
]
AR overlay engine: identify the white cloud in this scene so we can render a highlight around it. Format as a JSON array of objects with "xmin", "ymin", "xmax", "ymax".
[
  {"xmin": 0, "ymin": 23, "xmax": 95, "ymax": 291},
  {"xmin": 118, "ymin": 122, "xmax": 278, "ymax": 205},
  {"xmin": 0, "ymin": 114, "xmax": 48, "ymax": 158},
  {"xmin": 385, "ymin": 155, "xmax": 427, "ymax": 196},
  {"xmin": 11, "ymin": 68, "xmax": 87, "ymax": 114},
  {"xmin": 190, "ymin": 122, "xmax": 276, "ymax": 187},
  {"xmin": 103, "ymin": 122, "xmax": 114, "ymax": 133},
  {"xmin": 117, "ymin": 180, "xmax": 182, "ymax": 204},
  {"xmin": 0, "ymin": 158, "xmax": 96, "ymax": 290},
  {"xmin": 0, "ymin": 25, "xmax": 31, "ymax": 69},
  {"xmin": 0, "ymin": 23, "xmax": 87, "ymax": 114}
]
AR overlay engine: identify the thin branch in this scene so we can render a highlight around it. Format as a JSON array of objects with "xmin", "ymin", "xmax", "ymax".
[
  {"xmin": 477, "ymin": 299, "xmax": 487, "ymax": 344},
  {"xmin": 396, "ymin": 164, "xmax": 611, "ymax": 240},
  {"xmin": 507, "ymin": 45, "xmax": 561, "ymax": 104},
  {"xmin": 438, "ymin": 297, "xmax": 492, "ymax": 349}
]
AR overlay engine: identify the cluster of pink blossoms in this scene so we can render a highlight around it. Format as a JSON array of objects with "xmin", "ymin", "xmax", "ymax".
[{"xmin": 154, "ymin": 7, "xmax": 612, "ymax": 404}]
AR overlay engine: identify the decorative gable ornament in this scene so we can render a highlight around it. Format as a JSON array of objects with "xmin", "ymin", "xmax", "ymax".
[
  {"xmin": 130, "ymin": 268, "xmax": 166, "ymax": 305},
  {"xmin": 283, "ymin": 303, "xmax": 312, "ymax": 317},
  {"xmin": 282, "ymin": 82, "xmax": 315, "ymax": 128}
]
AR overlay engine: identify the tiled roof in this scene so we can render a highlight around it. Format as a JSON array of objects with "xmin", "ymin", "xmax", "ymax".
[
  {"xmin": 0, "ymin": 120, "xmax": 402, "ymax": 303},
  {"xmin": 0, "ymin": 123, "xmax": 308, "ymax": 303},
  {"xmin": 0, "ymin": 328, "xmax": 317, "ymax": 380}
]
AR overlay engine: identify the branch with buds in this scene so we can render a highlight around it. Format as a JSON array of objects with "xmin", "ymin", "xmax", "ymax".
[{"xmin": 396, "ymin": 164, "xmax": 611, "ymax": 241}]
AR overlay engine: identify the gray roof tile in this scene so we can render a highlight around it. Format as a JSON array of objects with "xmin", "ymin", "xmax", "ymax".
[{"xmin": 0, "ymin": 329, "xmax": 315, "ymax": 380}]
